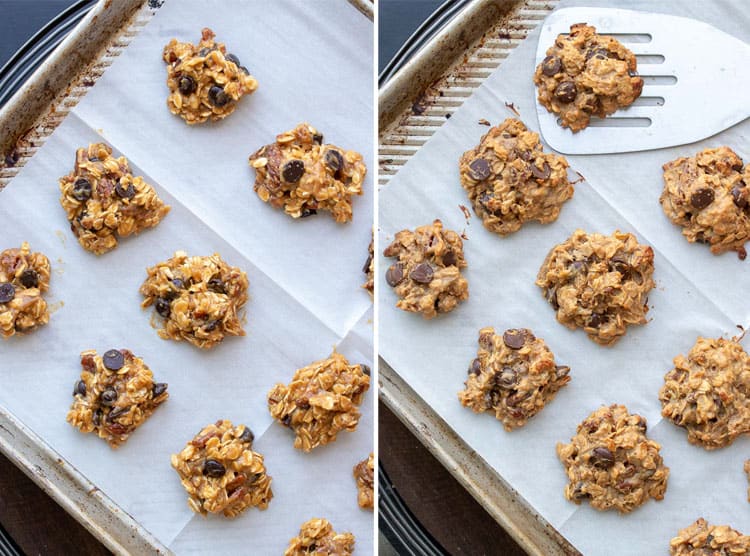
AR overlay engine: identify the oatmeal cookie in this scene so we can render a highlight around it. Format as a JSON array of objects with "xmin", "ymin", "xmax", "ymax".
[
  {"xmin": 285, "ymin": 518, "xmax": 354, "ymax": 556},
  {"xmin": 140, "ymin": 251, "xmax": 248, "ymax": 349},
  {"xmin": 267, "ymin": 351, "xmax": 370, "ymax": 452},
  {"xmin": 163, "ymin": 28, "xmax": 258, "ymax": 124},
  {"xmin": 383, "ymin": 219, "xmax": 469, "ymax": 319},
  {"xmin": 353, "ymin": 453, "xmax": 374, "ymax": 510},
  {"xmin": 59, "ymin": 143, "xmax": 170, "ymax": 255},
  {"xmin": 66, "ymin": 349, "xmax": 168, "ymax": 447},
  {"xmin": 459, "ymin": 118, "xmax": 573, "ymax": 235},
  {"xmin": 536, "ymin": 229, "xmax": 654, "ymax": 346},
  {"xmin": 659, "ymin": 336, "xmax": 750, "ymax": 450},
  {"xmin": 458, "ymin": 327, "xmax": 570, "ymax": 430},
  {"xmin": 534, "ymin": 23, "xmax": 643, "ymax": 132},
  {"xmin": 362, "ymin": 235, "xmax": 374, "ymax": 296},
  {"xmin": 171, "ymin": 419, "xmax": 272, "ymax": 518},
  {"xmin": 661, "ymin": 147, "xmax": 750, "ymax": 259},
  {"xmin": 557, "ymin": 404, "xmax": 669, "ymax": 513},
  {"xmin": 0, "ymin": 242, "xmax": 50, "ymax": 338},
  {"xmin": 249, "ymin": 123, "xmax": 366, "ymax": 222},
  {"xmin": 670, "ymin": 518, "xmax": 750, "ymax": 555}
]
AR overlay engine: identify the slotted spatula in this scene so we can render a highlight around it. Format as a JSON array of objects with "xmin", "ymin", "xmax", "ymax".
[{"xmin": 535, "ymin": 7, "xmax": 750, "ymax": 154}]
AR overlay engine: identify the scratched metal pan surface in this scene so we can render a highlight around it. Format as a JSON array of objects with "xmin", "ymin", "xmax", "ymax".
[{"xmin": 377, "ymin": 1, "xmax": 583, "ymax": 555}]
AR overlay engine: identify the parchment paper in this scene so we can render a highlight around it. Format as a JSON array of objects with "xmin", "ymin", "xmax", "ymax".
[
  {"xmin": 378, "ymin": 1, "xmax": 750, "ymax": 554},
  {"xmin": 1, "ymin": 1, "xmax": 373, "ymax": 553}
]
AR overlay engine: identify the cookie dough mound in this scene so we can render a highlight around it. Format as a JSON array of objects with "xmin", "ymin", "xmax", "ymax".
[
  {"xmin": 171, "ymin": 419, "xmax": 272, "ymax": 518},
  {"xmin": 163, "ymin": 28, "xmax": 258, "ymax": 124},
  {"xmin": 536, "ymin": 229, "xmax": 655, "ymax": 346},
  {"xmin": 249, "ymin": 123, "xmax": 366, "ymax": 222},
  {"xmin": 59, "ymin": 143, "xmax": 170, "ymax": 255},
  {"xmin": 285, "ymin": 518, "xmax": 354, "ymax": 556},
  {"xmin": 557, "ymin": 404, "xmax": 669, "ymax": 513},
  {"xmin": 0, "ymin": 242, "xmax": 50, "ymax": 338},
  {"xmin": 267, "ymin": 351, "xmax": 370, "ymax": 452},
  {"xmin": 459, "ymin": 118, "xmax": 573, "ymax": 235},
  {"xmin": 383, "ymin": 219, "xmax": 469, "ymax": 319},
  {"xmin": 140, "ymin": 251, "xmax": 248, "ymax": 349},
  {"xmin": 534, "ymin": 23, "xmax": 643, "ymax": 132},
  {"xmin": 458, "ymin": 326, "xmax": 570, "ymax": 430},
  {"xmin": 362, "ymin": 236, "xmax": 374, "ymax": 296},
  {"xmin": 670, "ymin": 518, "xmax": 750, "ymax": 555},
  {"xmin": 659, "ymin": 336, "xmax": 750, "ymax": 450},
  {"xmin": 353, "ymin": 453, "xmax": 374, "ymax": 510},
  {"xmin": 66, "ymin": 349, "xmax": 168, "ymax": 447},
  {"xmin": 661, "ymin": 147, "xmax": 750, "ymax": 258}
]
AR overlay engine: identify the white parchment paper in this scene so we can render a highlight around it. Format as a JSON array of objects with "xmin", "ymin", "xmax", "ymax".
[
  {"xmin": 1, "ymin": 1, "xmax": 373, "ymax": 553},
  {"xmin": 378, "ymin": 1, "xmax": 750, "ymax": 554}
]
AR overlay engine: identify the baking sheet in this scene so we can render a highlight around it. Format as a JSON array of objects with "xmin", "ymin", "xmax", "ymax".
[
  {"xmin": 0, "ymin": 0, "xmax": 373, "ymax": 553},
  {"xmin": 378, "ymin": 1, "xmax": 750, "ymax": 554}
]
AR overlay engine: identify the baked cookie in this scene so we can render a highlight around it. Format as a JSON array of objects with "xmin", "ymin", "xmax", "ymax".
[
  {"xmin": 163, "ymin": 28, "xmax": 258, "ymax": 124},
  {"xmin": 353, "ymin": 453, "xmax": 374, "ymax": 510},
  {"xmin": 362, "ymin": 236, "xmax": 374, "ymax": 296},
  {"xmin": 267, "ymin": 351, "xmax": 370, "ymax": 452},
  {"xmin": 557, "ymin": 404, "xmax": 669, "ymax": 513},
  {"xmin": 459, "ymin": 118, "xmax": 573, "ymax": 235},
  {"xmin": 534, "ymin": 23, "xmax": 643, "ymax": 132},
  {"xmin": 171, "ymin": 419, "xmax": 272, "ymax": 518},
  {"xmin": 536, "ymin": 229, "xmax": 655, "ymax": 346},
  {"xmin": 670, "ymin": 518, "xmax": 750, "ymax": 555},
  {"xmin": 66, "ymin": 349, "xmax": 168, "ymax": 448},
  {"xmin": 661, "ymin": 147, "xmax": 750, "ymax": 259},
  {"xmin": 383, "ymin": 219, "xmax": 469, "ymax": 319},
  {"xmin": 59, "ymin": 143, "xmax": 170, "ymax": 255},
  {"xmin": 285, "ymin": 518, "xmax": 354, "ymax": 556},
  {"xmin": 459, "ymin": 327, "xmax": 570, "ymax": 430},
  {"xmin": 249, "ymin": 123, "xmax": 366, "ymax": 222},
  {"xmin": 0, "ymin": 242, "xmax": 50, "ymax": 338},
  {"xmin": 659, "ymin": 336, "xmax": 750, "ymax": 450},
  {"xmin": 139, "ymin": 251, "xmax": 248, "ymax": 349}
]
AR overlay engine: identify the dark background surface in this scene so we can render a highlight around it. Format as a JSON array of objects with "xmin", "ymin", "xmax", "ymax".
[
  {"xmin": 378, "ymin": 0, "xmax": 444, "ymax": 73},
  {"xmin": 0, "ymin": 1, "xmax": 76, "ymax": 69}
]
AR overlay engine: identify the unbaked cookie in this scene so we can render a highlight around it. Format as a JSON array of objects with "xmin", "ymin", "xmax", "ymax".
[
  {"xmin": 670, "ymin": 518, "xmax": 750, "ymax": 555},
  {"xmin": 534, "ymin": 23, "xmax": 643, "ymax": 132},
  {"xmin": 659, "ymin": 336, "xmax": 750, "ymax": 450},
  {"xmin": 139, "ymin": 251, "xmax": 248, "ymax": 349},
  {"xmin": 458, "ymin": 327, "xmax": 570, "ymax": 430},
  {"xmin": 284, "ymin": 518, "xmax": 354, "ymax": 556},
  {"xmin": 557, "ymin": 404, "xmax": 669, "ymax": 513},
  {"xmin": 353, "ymin": 453, "xmax": 374, "ymax": 510},
  {"xmin": 163, "ymin": 28, "xmax": 258, "ymax": 124},
  {"xmin": 171, "ymin": 419, "xmax": 272, "ymax": 517},
  {"xmin": 383, "ymin": 219, "xmax": 469, "ymax": 319},
  {"xmin": 459, "ymin": 118, "xmax": 573, "ymax": 235},
  {"xmin": 536, "ymin": 229, "xmax": 655, "ymax": 346},
  {"xmin": 661, "ymin": 147, "xmax": 750, "ymax": 259},
  {"xmin": 0, "ymin": 242, "xmax": 50, "ymax": 338},
  {"xmin": 59, "ymin": 143, "xmax": 170, "ymax": 255}
]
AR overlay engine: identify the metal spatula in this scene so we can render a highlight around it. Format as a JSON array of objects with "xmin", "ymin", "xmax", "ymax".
[{"xmin": 535, "ymin": 7, "xmax": 750, "ymax": 154}]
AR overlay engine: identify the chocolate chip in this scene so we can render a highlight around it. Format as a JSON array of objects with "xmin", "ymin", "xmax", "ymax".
[
  {"xmin": 19, "ymin": 269, "xmax": 39, "ymax": 288},
  {"xmin": 586, "ymin": 48, "xmax": 609, "ymax": 61},
  {"xmin": 225, "ymin": 53, "xmax": 241, "ymax": 66},
  {"xmin": 496, "ymin": 367, "xmax": 518, "ymax": 389},
  {"xmin": 92, "ymin": 409, "xmax": 103, "ymax": 426},
  {"xmin": 207, "ymin": 278, "xmax": 225, "ymax": 294},
  {"xmin": 300, "ymin": 207, "xmax": 317, "ymax": 218},
  {"xmin": 208, "ymin": 85, "xmax": 230, "ymax": 107},
  {"xmin": 554, "ymin": 81, "xmax": 577, "ymax": 103},
  {"xmin": 239, "ymin": 426, "xmax": 254, "ymax": 443},
  {"xmin": 555, "ymin": 365, "xmax": 570, "ymax": 378},
  {"xmin": 530, "ymin": 161, "xmax": 551, "ymax": 180},
  {"xmin": 73, "ymin": 380, "xmax": 86, "ymax": 396},
  {"xmin": 385, "ymin": 263, "xmax": 404, "ymax": 287},
  {"xmin": 178, "ymin": 75, "xmax": 196, "ymax": 95},
  {"xmin": 409, "ymin": 263, "xmax": 434, "ymax": 284},
  {"xmin": 152, "ymin": 383, "xmax": 168, "ymax": 397},
  {"xmin": 469, "ymin": 158, "xmax": 491, "ymax": 180},
  {"xmin": 203, "ymin": 459, "xmax": 226, "ymax": 478},
  {"xmin": 115, "ymin": 181, "xmax": 135, "ymax": 199},
  {"xmin": 570, "ymin": 261, "xmax": 585, "ymax": 273},
  {"xmin": 361, "ymin": 364, "xmax": 371, "ymax": 376},
  {"xmin": 502, "ymin": 329, "xmax": 526, "ymax": 349},
  {"xmin": 469, "ymin": 358, "xmax": 481, "ymax": 375},
  {"xmin": 198, "ymin": 47, "xmax": 213, "ymax": 57},
  {"xmin": 155, "ymin": 297, "xmax": 171, "ymax": 318},
  {"xmin": 312, "ymin": 133, "xmax": 324, "ymax": 144},
  {"xmin": 107, "ymin": 406, "xmax": 128, "ymax": 422},
  {"xmin": 541, "ymin": 55, "xmax": 562, "ymax": 76},
  {"xmin": 324, "ymin": 149, "xmax": 344, "ymax": 175},
  {"xmin": 588, "ymin": 313, "xmax": 605, "ymax": 328},
  {"xmin": 282, "ymin": 159, "xmax": 305, "ymax": 182},
  {"xmin": 362, "ymin": 253, "xmax": 373, "ymax": 274},
  {"xmin": 72, "ymin": 178, "xmax": 92, "ymax": 202},
  {"xmin": 443, "ymin": 250, "xmax": 457, "ymax": 266},
  {"xmin": 238, "ymin": 66, "xmax": 250, "ymax": 75},
  {"xmin": 592, "ymin": 446, "xmax": 615, "ymax": 468},
  {"xmin": 732, "ymin": 185, "xmax": 748, "ymax": 208},
  {"xmin": 281, "ymin": 415, "xmax": 291, "ymax": 426},
  {"xmin": 204, "ymin": 319, "xmax": 220, "ymax": 332},
  {"xmin": 690, "ymin": 188, "xmax": 715, "ymax": 209},
  {"xmin": 100, "ymin": 388, "xmax": 118, "ymax": 406},
  {"xmin": 102, "ymin": 349, "xmax": 124, "ymax": 371}
]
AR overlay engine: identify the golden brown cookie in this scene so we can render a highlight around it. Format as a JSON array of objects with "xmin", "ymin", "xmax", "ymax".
[
  {"xmin": 284, "ymin": 518, "xmax": 354, "ymax": 556},
  {"xmin": 353, "ymin": 453, "xmax": 374, "ymax": 510},
  {"xmin": 670, "ymin": 518, "xmax": 750, "ymax": 555},
  {"xmin": 0, "ymin": 242, "xmax": 50, "ymax": 338}
]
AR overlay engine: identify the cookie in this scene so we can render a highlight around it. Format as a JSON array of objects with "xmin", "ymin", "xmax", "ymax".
[
  {"xmin": 284, "ymin": 518, "xmax": 354, "ymax": 556},
  {"xmin": 0, "ymin": 242, "xmax": 50, "ymax": 338},
  {"xmin": 171, "ymin": 420, "xmax": 272, "ymax": 518},
  {"xmin": 670, "ymin": 518, "xmax": 750, "ymax": 555},
  {"xmin": 661, "ymin": 147, "xmax": 750, "ymax": 259},
  {"xmin": 139, "ymin": 251, "xmax": 248, "ymax": 349},
  {"xmin": 59, "ymin": 143, "xmax": 170, "ymax": 255},
  {"xmin": 459, "ymin": 118, "xmax": 573, "ymax": 235},
  {"xmin": 66, "ymin": 349, "xmax": 168, "ymax": 447},
  {"xmin": 659, "ymin": 336, "xmax": 750, "ymax": 450},
  {"xmin": 557, "ymin": 404, "xmax": 669, "ymax": 513},
  {"xmin": 536, "ymin": 229, "xmax": 655, "ymax": 345},
  {"xmin": 267, "ymin": 351, "xmax": 370, "ymax": 452},
  {"xmin": 383, "ymin": 219, "xmax": 469, "ymax": 319},
  {"xmin": 163, "ymin": 28, "xmax": 258, "ymax": 124},
  {"xmin": 353, "ymin": 453, "xmax": 374, "ymax": 510},
  {"xmin": 458, "ymin": 327, "xmax": 570, "ymax": 430},
  {"xmin": 533, "ymin": 23, "xmax": 643, "ymax": 132},
  {"xmin": 362, "ymin": 235, "xmax": 374, "ymax": 297}
]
